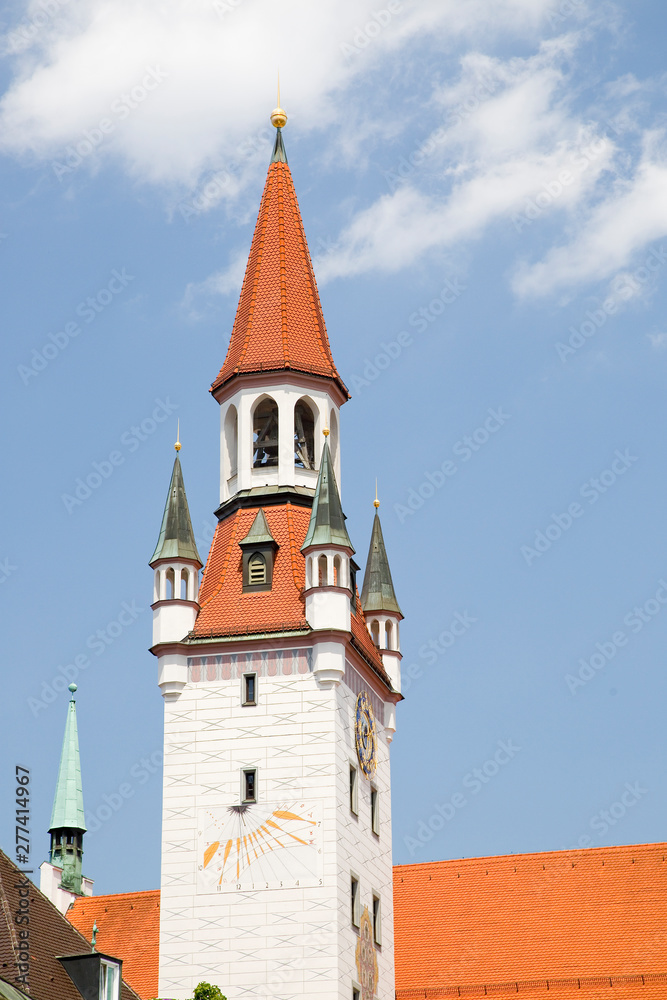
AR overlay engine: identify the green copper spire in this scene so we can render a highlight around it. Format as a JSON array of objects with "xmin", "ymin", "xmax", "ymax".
[
  {"xmin": 150, "ymin": 455, "xmax": 202, "ymax": 567},
  {"xmin": 49, "ymin": 684, "xmax": 86, "ymax": 894},
  {"xmin": 302, "ymin": 442, "xmax": 354, "ymax": 552},
  {"xmin": 270, "ymin": 127, "xmax": 288, "ymax": 164},
  {"xmin": 361, "ymin": 511, "xmax": 403, "ymax": 616}
]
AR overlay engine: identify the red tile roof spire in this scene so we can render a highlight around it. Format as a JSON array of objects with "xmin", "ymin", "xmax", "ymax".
[{"xmin": 211, "ymin": 121, "xmax": 349, "ymax": 399}]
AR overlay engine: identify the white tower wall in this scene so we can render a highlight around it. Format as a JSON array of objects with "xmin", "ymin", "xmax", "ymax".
[{"xmin": 157, "ymin": 642, "xmax": 394, "ymax": 1000}]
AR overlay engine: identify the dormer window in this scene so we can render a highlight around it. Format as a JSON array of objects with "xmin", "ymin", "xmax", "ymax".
[
  {"xmin": 240, "ymin": 509, "xmax": 279, "ymax": 592},
  {"xmin": 248, "ymin": 552, "xmax": 267, "ymax": 586},
  {"xmin": 100, "ymin": 960, "xmax": 120, "ymax": 1000}
]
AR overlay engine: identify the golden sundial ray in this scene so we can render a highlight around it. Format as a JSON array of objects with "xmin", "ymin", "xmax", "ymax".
[{"xmin": 197, "ymin": 801, "xmax": 323, "ymax": 893}]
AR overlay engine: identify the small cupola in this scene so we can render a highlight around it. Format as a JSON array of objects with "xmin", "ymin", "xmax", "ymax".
[
  {"xmin": 239, "ymin": 509, "xmax": 279, "ymax": 592},
  {"xmin": 150, "ymin": 439, "xmax": 203, "ymax": 649},
  {"xmin": 361, "ymin": 502, "xmax": 404, "ymax": 693},
  {"xmin": 301, "ymin": 439, "xmax": 355, "ymax": 632}
]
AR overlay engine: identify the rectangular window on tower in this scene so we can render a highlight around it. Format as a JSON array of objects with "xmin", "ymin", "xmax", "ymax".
[
  {"xmin": 372, "ymin": 894, "xmax": 382, "ymax": 946},
  {"xmin": 350, "ymin": 764, "xmax": 358, "ymax": 815},
  {"xmin": 242, "ymin": 768, "xmax": 257, "ymax": 803},
  {"xmin": 370, "ymin": 785, "xmax": 379, "ymax": 835},
  {"xmin": 351, "ymin": 874, "xmax": 360, "ymax": 927},
  {"xmin": 353, "ymin": 989, "xmax": 360, "ymax": 1000},
  {"xmin": 243, "ymin": 673, "xmax": 257, "ymax": 706}
]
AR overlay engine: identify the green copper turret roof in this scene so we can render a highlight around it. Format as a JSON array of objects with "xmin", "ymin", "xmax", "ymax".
[
  {"xmin": 150, "ymin": 455, "xmax": 202, "ymax": 566},
  {"xmin": 239, "ymin": 509, "xmax": 276, "ymax": 547},
  {"xmin": 270, "ymin": 127, "xmax": 288, "ymax": 164},
  {"xmin": 49, "ymin": 689, "xmax": 86, "ymax": 833},
  {"xmin": 301, "ymin": 442, "xmax": 354, "ymax": 552},
  {"xmin": 361, "ymin": 511, "xmax": 403, "ymax": 616}
]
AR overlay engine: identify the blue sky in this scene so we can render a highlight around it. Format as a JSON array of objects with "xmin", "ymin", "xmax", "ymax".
[{"xmin": 2, "ymin": 0, "xmax": 667, "ymax": 895}]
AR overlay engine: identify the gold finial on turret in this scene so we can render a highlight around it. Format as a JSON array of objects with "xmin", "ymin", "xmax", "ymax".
[
  {"xmin": 374, "ymin": 479, "xmax": 380, "ymax": 509},
  {"xmin": 175, "ymin": 419, "xmax": 181, "ymax": 452},
  {"xmin": 323, "ymin": 427, "xmax": 330, "ymax": 437},
  {"xmin": 270, "ymin": 71, "xmax": 287, "ymax": 129}
]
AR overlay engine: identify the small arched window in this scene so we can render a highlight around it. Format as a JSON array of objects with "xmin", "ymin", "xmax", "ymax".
[
  {"xmin": 334, "ymin": 554, "xmax": 342, "ymax": 587},
  {"xmin": 385, "ymin": 621, "xmax": 393, "ymax": 650},
  {"xmin": 371, "ymin": 620, "xmax": 380, "ymax": 646},
  {"xmin": 166, "ymin": 567, "xmax": 175, "ymax": 600},
  {"xmin": 253, "ymin": 398, "xmax": 279, "ymax": 468},
  {"xmin": 248, "ymin": 552, "xmax": 267, "ymax": 586},
  {"xmin": 181, "ymin": 570, "xmax": 189, "ymax": 600},
  {"xmin": 318, "ymin": 554, "xmax": 328, "ymax": 587},
  {"xmin": 224, "ymin": 404, "xmax": 238, "ymax": 476},
  {"xmin": 294, "ymin": 399, "xmax": 315, "ymax": 469}
]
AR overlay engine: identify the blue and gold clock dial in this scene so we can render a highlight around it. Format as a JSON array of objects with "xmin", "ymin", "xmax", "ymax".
[{"xmin": 355, "ymin": 691, "xmax": 377, "ymax": 776}]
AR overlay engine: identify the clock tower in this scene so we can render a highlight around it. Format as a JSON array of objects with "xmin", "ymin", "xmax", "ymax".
[{"xmin": 152, "ymin": 102, "xmax": 403, "ymax": 1000}]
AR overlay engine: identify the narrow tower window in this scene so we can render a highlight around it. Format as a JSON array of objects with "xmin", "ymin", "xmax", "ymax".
[
  {"xmin": 370, "ymin": 786, "xmax": 379, "ymax": 835},
  {"xmin": 243, "ymin": 673, "xmax": 257, "ymax": 706},
  {"xmin": 350, "ymin": 764, "xmax": 359, "ymax": 815},
  {"xmin": 351, "ymin": 875, "xmax": 360, "ymax": 927},
  {"xmin": 294, "ymin": 399, "xmax": 315, "ymax": 469},
  {"xmin": 318, "ymin": 554, "xmax": 328, "ymax": 586},
  {"xmin": 243, "ymin": 769, "xmax": 257, "ymax": 803},
  {"xmin": 372, "ymin": 894, "xmax": 382, "ymax": 946},
  {"xmin": 253, "ymin": 398, "xmax": 279, "ymax": 467}
]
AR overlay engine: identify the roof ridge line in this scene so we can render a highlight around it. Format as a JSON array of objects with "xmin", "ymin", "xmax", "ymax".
[
  {"xmin": 236, "ymin": 166, "xmax": 274, "ymax": 375},
  {"xmin": 396, "ymin": 970, "xmax": 667, "ymax": 998}
]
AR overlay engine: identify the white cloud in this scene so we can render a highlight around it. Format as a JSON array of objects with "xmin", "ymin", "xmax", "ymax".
[
  {"xmin": 316, "ymin": 39, "xmax": 618, "ymax": 283},
  {"xmin": 648, "ymin": 332, "xmax": 667, "ymax": 349},
  {"xmin": 513, "ymin": 133, "xmax": 667, "ymax": 297},
  {"xmin": 0, "ymin": 0, "xmax": 558, "ymax": 188}
]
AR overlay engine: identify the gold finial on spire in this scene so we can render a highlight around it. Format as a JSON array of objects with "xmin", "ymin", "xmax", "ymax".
[
  {"xmin": 270, "ymin": 71, "xmax": 287, "ymax": 129},
  {"xmin": 175, "ymin": 419, "xmax": 181, "ymax": 453},
  {"xmin": 374, "ymin": 479, "xmax": 380, "ymax": 509},
  {"xmin": 323, "ymin": 427, "xmax": 330, "ymax": 437}
]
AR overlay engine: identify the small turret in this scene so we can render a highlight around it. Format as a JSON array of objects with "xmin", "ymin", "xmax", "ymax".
[
  {"xmin": 361, "ymin": 503, "xmax": 404, "ymax": 694},
  {"xmin": 150, "ymin": 445, "xmax": 202, "ymax": 648},
  {"xmin": 301, "ymin": 439, "xmax": 354, "ymax": 634},
  {"xmin": 40, "ymin": 684, "xmax": 94, "ymax": 912}
]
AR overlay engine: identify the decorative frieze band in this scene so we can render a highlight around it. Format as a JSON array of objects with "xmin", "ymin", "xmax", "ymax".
[{"xmin": 188, "ymin": 648, "xmax": 313, "ymax": 682}]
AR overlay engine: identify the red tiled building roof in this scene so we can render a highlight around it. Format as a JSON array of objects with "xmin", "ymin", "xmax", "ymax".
[
  {"xmin": 67, "ymin": 890, "xmax": 159, "ymax": 1000},
  {"xmin": 63, "ymin": 842, "xmax": 667, "ymax": 1000},
  {"xmin": 394, "ymin": 842, "xmax": 667, "ymax": 997},
  {"xmin": 210, "ymin": 151, "xmax": 347, "ymax": 398},
  {"xmin": 0, "ymin": 851, "xmax": 140, "ymax": 1000}
]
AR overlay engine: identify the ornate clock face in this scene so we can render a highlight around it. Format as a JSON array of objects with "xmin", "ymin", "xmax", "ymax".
[
  {"xmin": 355, "ymin": 691, "xmax": 377, "ymax": 777},
  {"xmin": 197, "ymin": 801, "xmax": 322, "ymax": 893}
]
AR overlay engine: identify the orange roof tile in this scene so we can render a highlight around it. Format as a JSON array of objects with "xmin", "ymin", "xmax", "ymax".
[
  {"xmin": 211, "ymin": 155, "xmax": 348, "ymax": 398},
  {"xmin": 192, "ymin": 503, "xmax": 309, "ymax": 638},
  {"xmin": 67, "ymin": 890, "xmax": 159, "ymax": 1000},
  {"xmin": 191, "ymin": 502, "xmax": 389, "ymax": 685},
  {"xmin": 394, "ymin": 842, "xmax": 667, "ymax": 994}
]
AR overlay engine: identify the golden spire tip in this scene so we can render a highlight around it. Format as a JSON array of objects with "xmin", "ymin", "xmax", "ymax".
[
  {"xmin": 270, "ymin": 70, "xmax": 287, "ymax": 129},
  {"xmin": 374, "ymin": 478, "xmax": 380, "ymax": 508},
  {"xmin": 175, "ymin": 419, "xmax": 181, "ymax": 452},
  {"xmin": 323, "ymin": 427, "xmax": 330, "ymax": 437}
]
